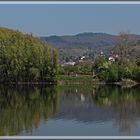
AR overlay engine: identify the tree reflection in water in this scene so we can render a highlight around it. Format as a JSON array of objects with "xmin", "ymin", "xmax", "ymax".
[
  {"xmin": 93, "ymin": 85, "xmax": 140, "ymax": 135},
  {"xmin": 57, "ymin": 84, "xmax": 140, "ymax": 135},
  {"xmin": 0, "ymin": 84, "xmax": 140, "ymax": 135},
  {"xmin": 0, "ymin": 85, "xmax": 59, "ymax": 135}
]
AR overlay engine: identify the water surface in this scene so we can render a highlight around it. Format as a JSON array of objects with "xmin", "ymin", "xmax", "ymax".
[{"xmin": 0, "ymin": 84, "xmax": 140, "ymax": 136}]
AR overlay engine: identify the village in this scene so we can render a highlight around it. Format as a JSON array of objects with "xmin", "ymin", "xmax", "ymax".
[{"xmin": 60, "ymin": 50, "xmax": 119, "ymax": 67}]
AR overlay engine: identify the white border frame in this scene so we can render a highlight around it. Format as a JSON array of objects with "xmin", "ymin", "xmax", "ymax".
[{"xmin": 0, "ymin": 1, "xmax": 140, "ymax": 139}]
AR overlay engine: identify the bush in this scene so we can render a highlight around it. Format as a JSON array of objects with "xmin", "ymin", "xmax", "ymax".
[
  {"xmin": 93, "ymin": 59, "xmax": 134, "ymax": 82},
  {"xmin": 106, "ymin": 65, "xmax": 119, "ymax": 82},
  {"xmin": 29, "ymin": 67, "xmax": 40, "ymax": 81},
  {"xmin": 133, "ymin": 67, "xmax": 140, "ymax": 82},
  {"xmin": 117, "ymin": 65, "xmax": 132, "ymax": 80},
  {"xmin": 93, "ymin": 59, "xmax": 110, "ymax": 81}
]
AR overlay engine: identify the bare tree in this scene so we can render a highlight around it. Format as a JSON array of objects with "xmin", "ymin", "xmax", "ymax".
[{"xmin": 116, "ymin": 32, "xmax": 136, "ymax": 65}]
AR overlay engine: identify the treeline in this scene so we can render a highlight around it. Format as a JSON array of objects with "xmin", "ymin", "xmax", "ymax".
[
  {"xmin": 93, "ymin": 60, "xmax": 140, "ymax": 83},
  {"xmin": 60, "ymin": 32, "xmax": 140, "ymax": 83},
  {"xmin": 93, "ymin": 32, "xmax": 140, "ymax": 83},
  {"xmin": 93, "ymin": 58, "xmax": 135, "ymax": 82},
  {"xmin": 0, "ymin": 27, "xmax": 58, "ymax": 83}
]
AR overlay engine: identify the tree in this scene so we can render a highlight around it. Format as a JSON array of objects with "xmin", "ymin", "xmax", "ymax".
[
  {"xmin": 116, "ymin": 32, "xmax": 136, "ymax": 65},
  {"xmin": 0, "ymin": 27, "xmax": 59, "ymax": 83}
]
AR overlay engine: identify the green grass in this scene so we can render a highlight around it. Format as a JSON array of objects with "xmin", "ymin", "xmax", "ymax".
[
  {"xmin": 57, "ymin": 75, "xmax": 95, "ymax": 85},
  {"xmin": 58, "ymin": 75, "xmax": 93, "ymax": 81},
  {"xmin": 119, "ymin": 79, "xmax": 137, "ymax": 88}
]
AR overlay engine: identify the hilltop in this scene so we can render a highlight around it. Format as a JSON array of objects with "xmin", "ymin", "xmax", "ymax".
[
  {"xmin": 41, "ymin": 32, "xmax": 117, "ymax": 49},
  {"xmin": 40, "ymin": 32, "xmax": 140, "ymax": 61}
]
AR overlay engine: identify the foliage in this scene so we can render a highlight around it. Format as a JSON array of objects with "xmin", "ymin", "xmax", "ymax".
[
  {"xmin": 132, "ymin": 66, "xmax": 140, "ymax": 82},
  {"xmin": 93, "ymin": 58, "xmax": 110, "ymax": 81},
  {"xmin": 60, "ymin": 61, "xmax": 93, "ymax": 75},
  {"xmin": 93, "ymin": 58, "xmax": 135, "ymax": 82},
  {"xmin": 60, "ymin": 65, "xmax": 79, "ymax": 75},
  {"xmin": 58, "ymin": 75, "xmax": 93, "ymax": 85},
  {"xmin": 0, "ymin": 27, "xmax": 59, "ymax": 83},
  {"xmin": 106, "ymin": 64, "xmax": 119, "ymax": 82}
]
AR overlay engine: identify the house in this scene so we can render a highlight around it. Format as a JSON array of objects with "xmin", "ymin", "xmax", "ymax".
[
  {"xmin": 79, "ymin": 56, "xmax": 86, "ymax": 62},
  {"xmin": 64, "ymin": 61, "xmax": 76, "ymax": 66},
  {"xmin": 108, "ymin": 56, "xmax": 115, "ymax": 62}
]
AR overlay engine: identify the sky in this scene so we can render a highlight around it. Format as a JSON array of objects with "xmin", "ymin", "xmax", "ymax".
[{"xmin": 0, "ymin": 4, "xmax": 140, "ymax": 36}]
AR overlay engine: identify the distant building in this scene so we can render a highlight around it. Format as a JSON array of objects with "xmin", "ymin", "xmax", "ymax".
[
  {"xmin": 115, "ymin": 54, "xmax": 119, "ymax": 58},
  {"xmin": 81, "ymin": 56, "xmax": 86, "ymax": 60},
  {"xmin": 62, "ymin": 61, "xmax": 76, "ymax": 66},
  {"xmin": 108, "ymin": 56, "xmax": 115, "ymax": 62},
  {"xmin": 79, "ymin": 56, "xmax": 86, "ymax": 62},
  {"xmin": 100, "ymin": 50, "xmax": 103, "ymax": 55}
]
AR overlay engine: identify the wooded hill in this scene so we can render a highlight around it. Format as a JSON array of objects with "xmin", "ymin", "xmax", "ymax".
[{"xmin": 41, "ymin": 32, "xmax": 140, "ymax": 61}]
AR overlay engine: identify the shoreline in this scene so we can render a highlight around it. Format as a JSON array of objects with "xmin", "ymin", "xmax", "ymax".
[
  {"xmin": 58, "ymin": 75, "xmax": 139, "ymax": 87},
  {"xmin": 0, "ymin": 82, "xmax": 57, "ymax": 85},
  {"xmin": 0, "ymin": 76, "xmax": 139, "ymax": 87}
]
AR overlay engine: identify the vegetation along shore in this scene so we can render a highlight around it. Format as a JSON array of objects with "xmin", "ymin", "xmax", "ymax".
[
  {"xmin": 1, "ymin": 27, "xmax": 140, "ymax": 86},
  {"xmin": 0, "ymin": 27, "xmax": 58, "ymax": 84}
]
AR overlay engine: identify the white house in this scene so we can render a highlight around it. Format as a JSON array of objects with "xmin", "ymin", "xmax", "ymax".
[{"xmin": 108, "ymin": 56, "xmax": 115, "ymax": 62}]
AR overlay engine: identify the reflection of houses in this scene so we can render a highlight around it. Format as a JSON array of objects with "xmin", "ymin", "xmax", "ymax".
[
  {"xmin": 80, "ymin": 94, "xmax": 85, "ymax": 102},
  {"xmin": 56, "ymin": 91, "xmax": 114, "ymax": 123}
]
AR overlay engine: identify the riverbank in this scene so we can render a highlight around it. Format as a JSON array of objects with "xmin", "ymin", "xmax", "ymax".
[
  {"xmin": 115, "ymin": 79, "xmax": 138, "ymax": 88},
  {"xmin": 57, "ymin": 75, "xmax": 94, "ymax": 85},
  {"xmin": 58, "ymin": 75, "xmax": 138, "ymax": 87},
  {"xmin": 0, "ymin": 81, "xmax": 57, "ymax": 85},
  {"xmin": 0, "ymin": 75, "xmax": 138, "ymax": 88}
]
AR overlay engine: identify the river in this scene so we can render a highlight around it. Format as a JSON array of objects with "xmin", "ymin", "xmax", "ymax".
[{"xmin": 0, "ymin": 84, "xmax": 140, "ymax": 136}]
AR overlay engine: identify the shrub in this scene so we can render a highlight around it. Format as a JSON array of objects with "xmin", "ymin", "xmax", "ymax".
[
  {"xmin": 106, "ymin": 65, "xmax": 119, "ymax": 82},
  {"xmin": 132, "ymin": 67, "xmax": 140, "ymax": 82},
  {"xmin": 118, "ymin": 65, "xmax": 133, "ymax": 80}
]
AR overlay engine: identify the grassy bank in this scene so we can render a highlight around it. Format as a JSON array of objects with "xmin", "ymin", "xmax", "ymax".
[
  {"xmin": 58, "ymin": 75, "xmax": 138, "ymax": 87},
  {"xmin": 57, "ymin": 75, "xmax": 95, "ymax": 85},
  {"xmin": 116, "ymin": 79, "xmax": 138, "ymax": 88}
]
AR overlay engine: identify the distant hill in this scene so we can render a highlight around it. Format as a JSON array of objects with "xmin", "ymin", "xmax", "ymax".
[
  {"xmin": 40, "ymin": 32, "xmax": 117, "ymax": 49},
  {"xmin": 40, "ymin": 32, "xmax": 140, "ymax": 61},
  {"xmin": 41, "ymin": 32, "xmax": 140, "ymax": 48}
]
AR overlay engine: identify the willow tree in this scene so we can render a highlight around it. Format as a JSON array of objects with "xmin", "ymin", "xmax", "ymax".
[{"xmin": 0, "ymin": 27, "xmax": 59, "ymax": 83}]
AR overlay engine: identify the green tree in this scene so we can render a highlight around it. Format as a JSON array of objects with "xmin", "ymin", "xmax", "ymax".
[{"xmin": 0, "ymin": 27, "xmax": 59, "ymax": 83}]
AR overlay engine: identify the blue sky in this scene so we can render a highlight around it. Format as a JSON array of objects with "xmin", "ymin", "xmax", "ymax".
[{"xmin": 0, "ymin": 4, "xmax": 140, "ymax": 36}]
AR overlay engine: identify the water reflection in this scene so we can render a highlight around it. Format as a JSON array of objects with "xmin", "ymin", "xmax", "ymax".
[
  {"xmin": 0, "ymin": 84, "xmax": 140, "ymax": 135},
  {"xmin": 93, "ymin": 85, "xmax": 140, "ymax": 134},
  {"xmin": 57, "ymin": 85, "xmax": 140, "ymax": 135},
  {"xmin": 0, "ymin": 85, "xmax": 58, "ymax": 135}
]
